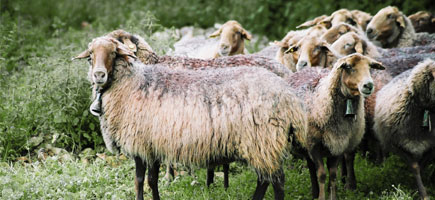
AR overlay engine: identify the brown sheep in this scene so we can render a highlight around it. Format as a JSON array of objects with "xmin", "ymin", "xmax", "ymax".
[
  {"xmin": 321, "ymin": 22, "xmax": 364, "ymax": 44},
  {"xmin": 274, "ymin": 26, "xmax": 327, "ymax": 72},
  {"xmin": 285, "ymin": 34, "xmax": 340, "ymax": 71},
  {"xmin": 331, "ymin": 32, "xmax": 380, "ymax": 58},
  {"xmin": 74, "ymin": 36, "xmax": 307, "ymax": 200},
  {"xmin": 288, "ymin": 53, "xmax": 385, "ymax": 200},
  {"xmin": 297, "ymin": 9, "xmax": 361, "ymax": 30},
  {"xmin": 297, "ymin": 15, "xmax": 329, "ymax": 29},
  {"xmin": 374, "ymin": 59, "xmax": 435, "ymax": 200},
  {"xmin": 104, "ymin": 30, "xmax": 293, "ymax": 188},
  {"xmin": 408, "ymin": 11, "xmax": 435, "ymax": 33},
  {"xmin": 350, "ymin": 10, "xmax": 372, "ymax": 31},
  {"xmin": 172, "ymin": 20, "xmax": 252, "ymax": 59},
  {"xmin": 366, "ymin": 6, "xmax": 416, "ymax": 48}
]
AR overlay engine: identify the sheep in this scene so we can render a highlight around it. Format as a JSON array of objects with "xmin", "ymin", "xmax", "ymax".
[
  {"xmin": 274, "ymin": 30, "xmax": 309, "ymax": 72},
  {"xmin": 331, "ymin": 32, "xmax": 380, "ymax": 58},
  {"xmin": 74, "ymin": 36, "xmax": 308, "ymax": 200},
  {"xmin": 321, "ymin": 22, "xmax": 364, "ymax": 44},
  {"xmin": 408, "ymin": 11, "xmax": 435, "ymax": 33},
  {"xmin": 104, "ymin": 29, "xmax": 293, "ymax": 187},
  {"xmin": 297, "ymin": 9, "xmax": 362, "ymax": 30},
  {"xmin": 284, "ymin": 34, "xmax": 340, "ymax": 71},
  {"xmin": 287, "ymin": 53, "xmax": 385, "ymax": 200},
  {"xmin": 366, "ymin": 6, "xmax": 416, "ymax": 48},
  {"xmin": 350, "ymin": 10, "xmax": 372, "ymax": 31},
  {"xmin": 374, "ymin": 59, "xmax": 435, "ymax": 200},
  {"xmin": 170, "ymin": 20, "xmax": 252, "ymax": 59}
]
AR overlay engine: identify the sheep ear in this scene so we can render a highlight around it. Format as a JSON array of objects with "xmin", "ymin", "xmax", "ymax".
[
  {"xmin": 319, "ymin": 17, "xmax": 332, "ymax": 29},
  {"xmin": 72, "ymin": 49, "xmax": 90, "ymax": 60},
  {"xmin": 209, "ymin": 29, "xmax": 222, "ymax": 38},
  {"xmin": 241, "ymin": 29, "xmax": 252, "ymax": 41},
  {"xmin": 431, "ymin": 17, "xmax": 435, "ymax": 23},
  {"xmin": 297, "ymin": 15, "xmax": 327, "ymax": 28},
  {"xmin": 369, "ymin": 60, "xmax": 385, "ymax": 70},
  {"xmin": 396, "ymin": 14, "xmax": 406, "ymax": 28},
  {"xmin": 353, "ymin": 35, "xmax": 366, "ymax": 54},
  {"xmin": 274, "ymin": 40, "xmax": 288, "ymax": 48}
]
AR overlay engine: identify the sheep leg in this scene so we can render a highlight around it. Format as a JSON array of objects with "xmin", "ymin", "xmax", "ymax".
[
  {"xmin": 223, "ymin": 163, "xmax": 229, "ymax": 189},
  {"xmin": 164, "ymin": 164, "xmax": 175, "ymax": 181},
  {"xmin": 344, "ymin": 152, "xmax": 357, "ymax": 190},
  {"xmin": 340, "ymin": 156, "xmax": 347, "ymax": 185},
  {"xmin": 311, "ymin": 148, "xmax": 326, "ymax": 200},
  {"xmin": 207, "ymin": 166, "xmax": 215, "ymax": 187},
  {"xmin": 306, "ymin": 157, "xmax": 319, "ymax": 199},
  {"xmin": 409, "ymin": 161, "xmax": 429, "ymax": 200},
  {"xmin": 326, "ymin": 156, "xmax": 339, "ymax": 200},
  {"xmin": 252, "ymin": 175, "xmax": 270, "ymax": 200},
  {"xmin": 134, "ymin": 157, "xmax": 146, "ymax": 200},
  {"xmin": 271, "ymin": 168, "xmax": 285, "ymax": 200},
  {"xmin": 147, "ymin": 160, "xmax": 161, "ymax": 200}
]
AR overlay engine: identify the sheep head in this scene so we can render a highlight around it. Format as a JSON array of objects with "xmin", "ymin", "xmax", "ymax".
[
  {"xmin": 285, "ymin": 35, "xmax": 335, "ymax": 71},
  {"xmin": 320, "ymin": 9, "xmax": 360, "ymax": 30},
  {"xmin": 209, "ymin": 20, "xmax": 251, "ymax": 57},
  {"xmin": 73, "ymin": 36, "xmax": 136, "ymax": 87},
  {"xmin": 350, "ymin": 10, "xmax": 372, "ymax": 31},
  {"xmin": 331, "ymin": 32, "xmax": 367, "ymax": 56},
  {"xmin": 408, "ymin": 11, "xmax": 435, "ymax": 33},
  {"xmin": 321, "ymin": 23, "xmax": 361, "ymax": 44},
  {"xmin": 335, "ymin": 53, "xmax": 385, "ymax": 98},
  {"xmin": 366, "ymin": 6, "xmax": 407, "ymax": 47},
  {"xmin": 296, "ymin": 15, "xmax": 329, "ymax": 29}
]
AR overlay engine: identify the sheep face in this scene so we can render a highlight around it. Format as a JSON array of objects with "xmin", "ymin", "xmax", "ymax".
[
  {"xmin": 74, "ymin": 37, "xmax": 136, "ymax": 87},
  {"xmin": 336, "ymin": 53, "xmax": 385, "ymax": 97},
  {"xmin": 297, "ymin": 15, "xmax": 328, "ymax": 29},
  {"xmin": 209, "ymin": 20, "xmax": 251, "ymax": 57},
  {"xmin": 285, "ymin": 35, "xmax": 332, "ymax": 71},
  {"xmin": 275, "ymin": 31, "xmax": 305, "ymax": 72},
  {"xmin": 351, "ymin": 10, "xmax": 372, "ymax": 31},
  {"xmin": 321, "ymin": 23, "xmax": 360, "ymax": 44},
  {"xmin": 366, "ymin": 6, "xmax": 406, "ymax": 47},
  {"xmin": 320, "ymin": 9, "xmax": 360, "ymax": 29},
  {"xmin": 408, "ymin": 11, "xmax": 435, "ymax": 33},
  {"xmin": 331, "ymin": 32, "xmax": 366, "ymax": 56}
]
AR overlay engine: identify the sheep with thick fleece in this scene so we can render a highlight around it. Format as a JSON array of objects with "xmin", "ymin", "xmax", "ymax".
[
  {"xmin": 331, "ymin": 32, "xmax": 380, "ymax": 58},
  {"xmin": 170, "ymin": 20, "xmax": 251, "ymax": 59},
  {"xmin": 408, "ymin": 11, "xmax": 435, "ymax": 33},
  {"xmin": 366, "ymin": 6, "xmax": 416, "ymax": 48},
  {"xmin": 74, "ymin": 36, "xmax": 307, "ymax": 200},
  {"xmin": 287, "ymin": 53, "xmax": 385, "ymax": 200},
  {"xmin": 374, "ymin": 59, "xmax": 435, "ymax": 200}
]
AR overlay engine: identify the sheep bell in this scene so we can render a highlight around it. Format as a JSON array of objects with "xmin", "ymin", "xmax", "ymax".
[
  {"xmin": 345, "ymin": 99, "xmax": 355, "ymax": 117},
  {"xmin": 422, "ymin": 110, "xmax": 431, "ymax": 131},
  {"xmin": 90, "ymin": 92, "xmax": 102, "ymax": 116}
]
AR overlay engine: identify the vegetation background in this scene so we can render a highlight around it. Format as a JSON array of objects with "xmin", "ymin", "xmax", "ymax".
[{"xmin": 0, "ymin": 0, "xmax": 434, "ymax": 199}]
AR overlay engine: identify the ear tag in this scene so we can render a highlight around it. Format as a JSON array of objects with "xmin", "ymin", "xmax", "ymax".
[
  {"xmin": 422, "ymin": 110, "xmax": 431, "ymax": 132},
  {"xmin": 345, "ymin": 99, "xmax": 355, "ymax": 118}
]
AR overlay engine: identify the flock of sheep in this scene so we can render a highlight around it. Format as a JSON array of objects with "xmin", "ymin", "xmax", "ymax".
[{"xmin": 73, "ymin": 5, "xmax": 435, "ymax": 200}]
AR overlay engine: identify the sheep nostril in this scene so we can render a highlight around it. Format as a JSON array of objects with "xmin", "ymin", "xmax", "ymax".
[
  {"xmin": 298, "ymin": 61, "xmax": 308, "ymax": 67},
  {"xmin": 94, "ymin": 71, "xmax": 106, "ymax": 80},
  {"xmin": 366, "ymin": 28, "xmax": 373, "ymax": 35},
  {"xmin": 363, "ymin": 82, "xmax": 374, "ymax": 90}
]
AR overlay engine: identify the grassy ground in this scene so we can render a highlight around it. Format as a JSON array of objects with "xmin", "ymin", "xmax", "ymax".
[{"xmin": 1, "ymin": 153, "xmax": 433, "ymax": 199}]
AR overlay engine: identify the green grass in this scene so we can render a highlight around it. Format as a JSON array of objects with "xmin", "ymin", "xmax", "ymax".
[{"xmin": 0, "ymin": 154, "xmax": 433, "ymax": 199}]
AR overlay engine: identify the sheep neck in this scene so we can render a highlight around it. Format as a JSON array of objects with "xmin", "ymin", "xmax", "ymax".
[{"xmin": 311, "ymin": 68, "xmax": 361, "ymax": 128}]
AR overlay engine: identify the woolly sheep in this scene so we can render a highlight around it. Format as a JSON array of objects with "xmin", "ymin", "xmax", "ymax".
[
  {"xmin": 350, "ymin": 10, "xmax": 372, "ymax": 31},
  {"xmin": 105, "ymin": 29, "xmax": 293, "ymax": 187},
  {"xmin": 374, "ymin": 59, "xmax": 435, "ymax": 200},
  {"xmin": 287, "ymin": 53, "xmax": 385, "ymax": 200},
  {"xmin": 366, "ymin": 6, "xmax": 416, "ymax": 48},
  {"xmin": 331, "ymin": 32, "xmax": 380, "ymax": 58},
  {"xmin": 170, "ymin": 20, "xmax": 251, "ymax": 59},
  {"xmin": 284, "ymin": 34, "xmax": 340, "ymax": 71},
  {"xmin": 408, "ymin": 11, "xmax": 435, "ymax": 33},
  {"xmin": 74, "ymin": 36, "xmax": 307, "ymax": 200},
  {"xmin": 274, "ymin": 25, "xmax": 329, "ymax": 72}
]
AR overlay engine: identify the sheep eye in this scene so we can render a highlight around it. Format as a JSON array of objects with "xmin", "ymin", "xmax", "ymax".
[
  {"xmin": 87, "ymin": 57, "xmax": 92, "ymax": 64},
  {"xmin": 387, "ymin": 14, "xmax": 393, "ymax": 19},
  {"xmin": 347, "ymin": 18, "xmax": 356, "ymax": 25}
]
